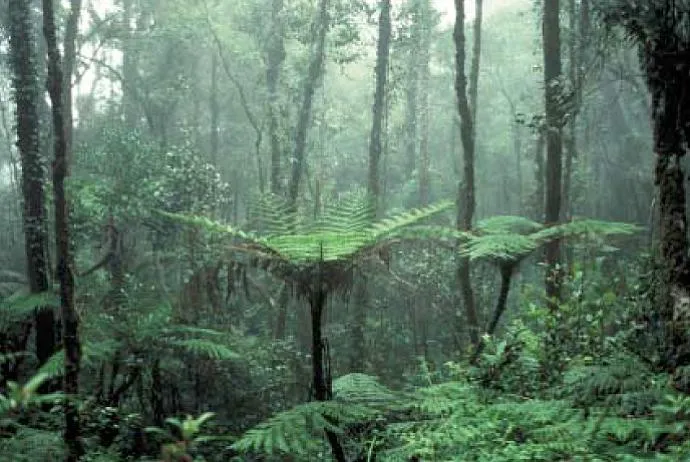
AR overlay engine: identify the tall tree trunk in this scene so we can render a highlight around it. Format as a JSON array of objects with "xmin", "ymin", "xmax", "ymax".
[
  {"xmin": 367, "ymin": 0, "xmax": 391, "ymax": 212},
  {"xmin": 453, "ymin": 0, "xmax": 481, "ymax": 348},
  {"xmin": 351, "ymin": 0, "xmax": 391, "ymax": 372},
  {"xmin": 9, "ymin": 0, "xmax": 54, "ymax": 367},
  {"xmin": 562, "ymin": 0, "xmax": 577, "ymax": 223},
  {"xmin": 469, "ymin": 0, "xmax": 483, "ymax": 125},
  {"xmin": 288, "ymin": 0, "xmax": 329, "ymax": 206},
  {"xmin": 267, "ymin": 0, "xmax": 286, "ymax": 195},
  {"xmin": 43, "ymin": 1, "xmax": 83, "ymax": 459},
  {"xmin": 62, "ymin": 0, "xmax": 81, "ymax": 169},
  {"xmin": 403, "ymin": 4, "xmax": 419, "ymax": 179},
  {"xmin": 418, "ymin": 0, "xmax": 431, "ymax": 207},
  {"xmin": 210, "ymin": 53, "xmax": 219, "ymax": 166},
  {"xmin": 543, "ymin": 0, "xmax": 563, "ymax": 307},
  {"xmin": 122, "ymin": 0, "xmax": 138, "ymax": 128}
]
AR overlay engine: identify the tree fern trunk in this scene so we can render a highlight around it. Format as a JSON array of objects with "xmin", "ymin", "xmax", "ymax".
[{"xmin": 309, "ymin": 287, "xmax": 346, "ymax": 462}]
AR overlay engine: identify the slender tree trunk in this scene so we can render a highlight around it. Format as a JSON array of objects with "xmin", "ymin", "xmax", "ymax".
[
  {"xmin": 368, "ymin": 0, "xmax": 391, "ymax": 211},
  {"xmin": 42, "ymin": 1, "xmax": 83, "ymax": 459},
  {"xmin": 469, "ymin": 0, "xmax": 483, "ymax": 125},
  {"xmin": 9, "ymin": 0, "xmax": 54, "ymax": 367},
  {"xmin": 210, "ymin": 53, "xmax": 219, "ymax": 166},
  {"xmin": 453, "ymin": 0, "xmax": 481, "ymax": 348},
  {"xmin": 310, "ymin": 286, "xmax": 345, "ymax": 461},
  {"xmin": 471, "ymin": 262, "xmax": 515, "ymax": 363},
  {"xmin": 122, "ymin": 0, "xmax": 138, "ymax": 128},
  {"xmin": 351, "ymin": 0, "xmax": 392, "ymax": 373},
  {"xmin": 543, "ymin": 0, "xmax": 564, "ymax": 307},
  {"xmin": 288, "ymin": 0, "xmax": 329, "ymax": 206},
  {"xmin": 267, "ymin": 0, "xmax": 286, "ymax": 195},
  {"xmin": 62, "ymin": 0, "xmax": 81, "ymax": 168},
  {"xmin": 534, "ymin": 132, "xmax": 546, "ymax": 221},
  {"xmin": 418, "ymin": 1, "xmax": 431, "ymax": 207},
  {"xmin": 404, "ymin": 6, "xmax": 419, "ymax": 179}
]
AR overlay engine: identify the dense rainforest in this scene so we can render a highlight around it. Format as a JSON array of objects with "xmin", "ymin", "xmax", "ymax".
[{"xmin": 1, "ymin": 0, "xmax": 690, "ymax": 460}]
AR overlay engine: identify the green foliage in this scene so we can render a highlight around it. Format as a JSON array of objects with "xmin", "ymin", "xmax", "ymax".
[
  {"xmin": 233, "ymin": 400, "xmax": 378, "ymax": 457},
  {"xmin": 332, "ymin": 373, "xmax": 400, "ymax": 406},
  {"xmin": 462, "ymin": 216, "xmax": 640, "ymax": 263},
  {"xmin": 0, "ymin": 373, "xmax": 64, "ymax": 414},
  {"xmin": 159, "ymin": 198, "xmax": 453, "ymax": 264},
  {"xmin": 0, "ymin": 428, "xmax": 65, "ymax": 461},
  {"xmin": 0, "ymin": 291, "xmax": 59, "ymax": 328}
]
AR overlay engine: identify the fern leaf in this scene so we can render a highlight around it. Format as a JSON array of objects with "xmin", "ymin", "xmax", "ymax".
[
  {"xmin": 332, "ymin": 373, "xmax": 399, "ymax": 405},
  {"xmin": 233, "ymin": 401, "xmax": 377, "ymax": 457},
  {"xmin": 169, "ymin": 339, "xmax": 239, "ymax": 360},
  {"xmin": 477, "ymin": 215, "xmax": 543, "ymax": 235},
  {"xmin": 461, "ymin": 233, "xmax": 539, "ymax": 262},
  {"xmin": 533, "ymin": 219, "xmax": 640, "ymax": 242}
]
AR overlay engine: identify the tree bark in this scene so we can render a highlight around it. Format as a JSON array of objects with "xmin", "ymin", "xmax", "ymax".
[
  {"xmin": 368, "ymin": 0, "xmax": 391, "ymax": 212},
  {"xmin": 122, "ymin": 0, "xmax": 138, "ymax": 128},
  {"xmin": 288, "ymin": 0, "xmax": 330, "ymax": 206},
  {"xmin": 418, "ymin": 1, "xmax": 432, "ymax": 207},
  {"xmin": 9, "ymin": 0, "xmax": 54, "ymax": 367},
  {"xmin": 471, "ymin": 262, "xmax": 515, "ymax": 363},
  {"xmin": 453, "ymin": 0, "xmax": 481, "ymax": 348},
  {"xmin": 542, "ymin": 0, "xmax": 564, "ymax": 307},
  {"xmin": 267, "ymin": 0, "xmax": 286, "ymax": 195},
  {"xmin": 210, "ymin": 53, "xmax": 219, "ymax": 166},
  {"xmin": 42, "ymin": 0, "xmax": 83, "ymax": 459}
]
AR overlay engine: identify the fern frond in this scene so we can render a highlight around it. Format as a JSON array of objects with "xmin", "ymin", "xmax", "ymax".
[
  {"xmin": 533, "ymin": 219, "xmax": 640, "ymax": 242},
  {"xmin": 38, "ymin": 340, "xmax": 121, "ymax": 378},
  {"xmin": 371, "ymin": 201, "xmax": 453, "ymax": 241},
  {"xmin": 0, "ymin": 291, "xmax": 59, "ymax": 323},
  {"xmin": 314, "ymin": 192, "xmax": 374, "ymax": 234},
  {"xmin": 476, "ymin": 215, "xmax": 543, "ymax": 235},
  {"xmin": 233, "ymin": 401, "xmax": 377, "ymax": 456},
  {"xmin": 246, "ymin": 193, "xmax": 300, "ymax": 235},
  {"xmin": 461, "ymin": 233, "xmax": 538, "ymax": 262},
  {"xmin": 332, "ymin": 373, "xmax": 399, "ymax": 405},
  {"xmin": 155, "ymin": 210, "xmax": 263, "ymax": 244},
  {"xmin": 168, "ymin": 338, "xmax": 239, "ymax": 360}
]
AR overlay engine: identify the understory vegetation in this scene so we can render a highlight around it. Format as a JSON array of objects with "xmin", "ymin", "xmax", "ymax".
[{"xmin": 2, "ymin": 0, "xmax": 689, "ymax": 461}]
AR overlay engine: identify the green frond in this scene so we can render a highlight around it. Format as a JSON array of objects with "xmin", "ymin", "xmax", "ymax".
[
  {"xmin": 332, "ymin": 373, "xmax": 400, "ymax": 405},
  {"xmin": 38, "ymin": 340, "xmax": 121, "ymax": 378},
  {"xmin": 533, "ymin": 219, "xmax": 640, "ymax": 243},
  {"xmin": 159, "ymin": 200, "xmax": 452, "ymax": 268},
  {"xmin": 461, "ymin": 233, "xmax": 539, "ymax": 262},
  {"xmin": 233, "ymin": 400, "xmax": 377, "ymax": 457},
  {"xmin": 265, "ymin": 231, "xmax": 372, "ymax": 262},
  {"xmin": 0, "ymin": 291, "xmax": 59, "ymax": 325},
  {"xmin": 476, "ymin": 215, "xmax": 543, "ymax": 235},
  {"xmin": 155, "ymin": 210, "xmax": 263, "ymax": 244},
  {"xmin": 370, "ymin": 201, "xmax": 453, "ymax": 241},
  {"xmin": 314, "ymin": 192, "xmax": 374, "ymax": 234},
  {"xmin": 246, "ymin": 193, "xmax": 300, "ymax": 235},
  {"xmin": 168, "ymin": 338, "xmax": 239, "ymax": 360}
]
